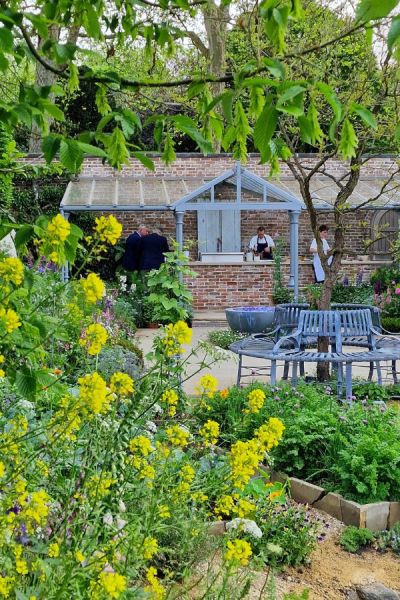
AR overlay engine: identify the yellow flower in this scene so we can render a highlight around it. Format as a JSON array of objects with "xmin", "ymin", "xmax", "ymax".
[
  {"xmin": 47, "ymin": 214, "xmax": 71, "ymax": 242},
  {"xmin": 161, "ymin": 321, "xmax": 192, "ymax": 357},
  {"xmin": 80, "ymin": 273, "xmax": 105, "ymax": 304},
  {"xmin": 75, "ymin": 550, "xmax": 85, "ymax": 563},
  {"xmin": 254, "ymin": 417, "xmax": 285, "ymax": 452},
  {"xmin": 195, "ymin": 374, "xmax": 218, "ymax": 398},
  {"xmin": 0, "ymin": 575, "xmax": 14, "ymax": 598},
  {"xmin": 228, "ymin": 439, "xmax": 261, "ymax": 490},
  {"xmin": 129, "ymin": 435, "xmax": 153, "ymax": 456},
  {"xmin": 0, "ymin": 461, "xmax": 5, "ymax": 478},
  {"xmin": 220, "ymin": 388, "xmax": 229, "ymax": 399},
  {"xmin": 86, "ymin": 473, "xmax": 116, "ymax": 499},
  {"xmin": 78, "ymin": 372, "xmax": 110, "ymax": 414},
  {"xmin": 79, "ymin": 323, "xmax": 108, "ymax": 355},
  {"xmin": 225, "ymin": 539, "xmax": 252, "ymax": 566},
  {"xmin": 268, "ymin": 490, "xmax": 283, "ymax": 502},
  {"xmin": 0, "ymin": 307, "xmax": 21, "ymax": 333},
  {"xmin": 15, "ymin": 558, "xmax": 28, "ymax": 575},
  {"xmin": 245, "ymin": 389, "xmax": 266, "ymax": 414},
  {"xmin": 158, "ymin": 505, "xmax": 171, "ymax": 518},
  {"xmin": 160, "ymin": 388, "xmax": 178, "ymax": 416},
  {"xmin": 199, "ymin": 419, "xmax": 220, "ymax": 446},
  {"xmin": 0, "ymin": 257, "xmax": 24, "ymax": 286},
  {"xmin": 145, "ymin": 567, "xmax": 165, "ymax": 600},
  {"xmin": 110, "ymin": 372, "xmax": 134, "ymax": 397},
  {"xmin": 92, "ymin": 571, "xmax": 126, "ymax": 599},
  {"xmin": 166, "ymin": 425, "xmax": 190, "ymax": 448},
  {"xmin": 143, "ymin": 536, "xmax": 158, "ymax": 560},
  {"xmin": 48, "ymin": 542, "xmax": 59, "ymax": 558},
  {"xmin": 233, "ymin": 498, "xmax": 256, "ymax": 518},
  {"xmin": 94, "ymin": 215, "xmax": 122, "ymax": 245},
  {"xmin": 214, "ymin": 494, "xmax": 235, "ymax": 518}
]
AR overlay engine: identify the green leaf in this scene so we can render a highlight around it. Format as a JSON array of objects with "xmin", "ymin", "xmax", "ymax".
[
  {"xmin": 67, "ymin": 63, "xmax": 79, "ymax": 94},
  {"xmin": 338, "ymin": 118, "xmax": 358, "ymax": 159},
  {"xmin": 291, "ymin": 0, "xmax": 304, "ymax": 19},
  {"xmin": 162, "ymin": 131, "xmax": 176, "ymax": 166},
  {"xmin": 0, "ymin": 51, "xmax": 8, "ymax": 71},
  {"xmin": 132, "ymin": 152, "xmax": 155, "ymax": 171},
  {"xmin": 356, "ymin": 0, "xmax": 397, "ymax": 21},
  {"xmin": 95, "ymin": 85, "xmax": 112, "ymax": 116},
  {"xmin": 40, "ymin": 99, "xmax": 65, "ymax": 121},
  {"xmin": 299, "ymin": 102, "xmax": 324, "ymax": 146},
  {"xmin": 0, "ymin": 26, "xmax": 12, "ymax": 52},
  {"xmin": 349, "ymin": 103, "xmax": 377, "ymax": 129},
  {"xmin": 42, "ymin": 135, "xmax": 61, "ymax": 163},
  {"xmin": 253, "ymin": 101, "xmax": 278, "ymax": 162},
  {"xmin": 53, "ymin": 43, "xmax": 76, "ymax": 64},
  {"xmin": 169, "ymin": 115, "xmax": 213, "ymax": 154},
  {"xmin": 277, "ymin": 84, "xmax": 306, "ymax": 105},
  {"xmin": 187, "ymin": 81, "xmax": 206, "ymax": 100},
  {"xmin": 59, "ymin": 139, "xmax": 84, "ymax": 172},
  {"xmin": 263, "ymin": 57, "xmax": 285, "ymax": 79},
  {"xmin": 15, "ymin": 367, "xmax": 37, "ymax": 401},
  {"xmin": 77, "ymin": 142, "xmax": 107, "ymax": 158},
  {"xmin": 14, "ymin": 224, "xmax": 34, "ymax": 249},
  {"xmin": 84, "ymin": 4, "xmax": 101, "ymax": 39},
  {"xmin": 108, "ymin": 127, "xmax": 130, "ymax": 168},
  {"xmin": 395, "ymin": 123, "xmax": 400, "ymax": 142},
  {"xmin": 316, "ymin": 82, "xmax": 343, "ymax": 122},
  {"xmin": 388, "ymin": 15, "xmax": 400, "ymax": 51},
  {"xmin": 249, "ymin": 86, "xmax": 265, "ymax": 120}
]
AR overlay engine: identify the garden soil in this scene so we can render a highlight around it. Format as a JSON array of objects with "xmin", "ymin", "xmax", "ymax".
[{"xmin": 251, "ymin": 529, "xmax": 400, "ymax": 600}]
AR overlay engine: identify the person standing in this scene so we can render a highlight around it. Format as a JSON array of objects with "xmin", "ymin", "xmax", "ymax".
[
  {"xmin": 122, "ymin": 224, "xmax": 149, "ymax": 272},
  {"xmin": 140, "ymin": 227, "xmax": 170, "ymax": 271},
  {"xmin": 310, "ymin": 224, "xmax": 333, "ymax": 283},
  {"xmin": 249, "ymin": 226, "xmax": 275, "ymax": 260}
]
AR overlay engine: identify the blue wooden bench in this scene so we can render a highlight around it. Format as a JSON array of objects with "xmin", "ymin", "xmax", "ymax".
[
  {"xmin": 265, "ymin": 309, "xmax": 400, "ymax": 400},
  {"xmin": 229, "ymin": 303, "xmax": 309, "ymax": 385}
]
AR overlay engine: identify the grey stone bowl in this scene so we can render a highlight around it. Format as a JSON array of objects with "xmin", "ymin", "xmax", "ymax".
[{"xmin": 225, "ymin": 306, "xmax": 276, "ymax": 334}]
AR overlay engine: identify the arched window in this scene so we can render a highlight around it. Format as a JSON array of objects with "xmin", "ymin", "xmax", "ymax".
[{"xmin": 370, "ymin": 209, "xmax": 400, "ymax": 259}]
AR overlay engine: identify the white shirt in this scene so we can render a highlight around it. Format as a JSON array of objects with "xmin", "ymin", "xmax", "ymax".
[
  {"xmin": 310, "ymin": 238, "xmax": 332, "ymax": 282},
  {"xmin": 249, "ymin": 234, "xmax": 275, "ymax": 251}
]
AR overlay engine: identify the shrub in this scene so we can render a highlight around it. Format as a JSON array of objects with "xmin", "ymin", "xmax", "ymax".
[
  {"xmin": 331, "ymin": 283, "xmax": 373, "ymax": 305},
  {"xmin": 207, "ymin": 329, "xmax": 247, "ymax": 350},
  {"xmin": 381, "ymin": 316, "xmax": 400, "ymax": 332},
  {"xmin": 339, "ymin": 526, "xmax": 375, "ymax": 553},
  {"xmin": 95, "ymin": 345, "xmax": 143, "ymax": 380}
]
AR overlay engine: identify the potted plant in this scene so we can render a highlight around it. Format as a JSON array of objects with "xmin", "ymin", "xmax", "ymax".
[{"xmin": 271, "ymin": 239, "xmax": 293, "ymax": 305}]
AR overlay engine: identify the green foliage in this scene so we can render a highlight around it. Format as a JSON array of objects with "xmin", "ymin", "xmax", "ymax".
[
  {"xmin": 376, "ymin": 522, "xmax": 400, "ymax": 555},
  {"xmin": 339, "ymin": 526, "xmax": 375, "ymax": 553},
  {"xmin": 94, "ymin": 345, "xmax": 143, "ymax": 381},
  {"xmin": 194, "ymin": 381, "xmax": 400, "ymax": 503},
  {"xmin": 331, "ymin": 283, "xmax": 373, "ymax": 305},
  {"xmin": 144, "ymin": 244, "xmax": 196, "ymax": 324},
  {"xmin": 207, "ymin": 328, "xmax": 246, "ymax": 350},
  {"xmin": 351, "ymin": 381, "xmax": 390, "ymax": 403},
  {"xmin": 370, "ymin": 265, "xmax": 400, "ymax": 290},
  {"xmin": 381, "ymin": 316, "xmax": 400, "ymax": 332},
  {"xmin": 283, "ymin": 591, "xmax": 310, "ymax": 600},
  {"xmin": 0, "ymin": 123, "xmax": 15, "ymax": 209},
  {"xmin": 272, "ymin": 239, "xmax": 292, "ymax": 305}
]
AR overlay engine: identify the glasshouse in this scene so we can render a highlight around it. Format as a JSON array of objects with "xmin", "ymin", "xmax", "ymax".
[{"xmin": 1, "ymin": 1, "xmax": 400, "ymax": 599}]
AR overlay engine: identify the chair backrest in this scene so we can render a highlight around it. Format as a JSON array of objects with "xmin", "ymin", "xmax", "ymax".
[
  {"xmin": 332, "ymin": 303, "xmax": 382, "ymax": 331},
  {"xmin": 337, "ymin": 308, "xmax": 373, "ymax": 338},
  {"xmin": 297, "ymin": 310, "xmax": 342, "ymax": 348},
  {"xmin": 274, "ymin": 303, "xmax": 310, "ymax": 335}
]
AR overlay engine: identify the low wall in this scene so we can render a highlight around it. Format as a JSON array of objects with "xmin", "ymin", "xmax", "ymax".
[{"xmin": 186, "ymin": 260, "xmax": 389, "ymax": 310}]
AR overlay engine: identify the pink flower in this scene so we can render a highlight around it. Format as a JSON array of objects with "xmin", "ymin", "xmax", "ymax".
[{"xmin": 395, "ymin": 287, "xmax": 400, "ymax": 295}]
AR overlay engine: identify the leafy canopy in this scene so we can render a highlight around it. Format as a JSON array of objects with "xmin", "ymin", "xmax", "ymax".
[{"xmin": 0, "ymin": 0, "xmax": 399, "ymax": 171}]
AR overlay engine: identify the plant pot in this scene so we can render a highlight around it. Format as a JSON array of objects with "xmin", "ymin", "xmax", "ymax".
[{"xmin": 225, "ymin": 306, "xmax": 276, "ymax": 334}]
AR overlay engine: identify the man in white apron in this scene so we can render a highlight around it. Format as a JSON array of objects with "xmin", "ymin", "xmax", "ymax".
[
  {"xmin": 310, "ymin": 224, "xmax": 332, "ymax": 283},
  {"xmin": 249, "ymin": 226, "xmax": 275, "ymax": 260}
]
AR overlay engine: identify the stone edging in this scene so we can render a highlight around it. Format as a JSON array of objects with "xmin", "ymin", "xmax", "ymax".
[{"xmin": 268, "ymin": 469, "xmax": 400, "ymax": 532}]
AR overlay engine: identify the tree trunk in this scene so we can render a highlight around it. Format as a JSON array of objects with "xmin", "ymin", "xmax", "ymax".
[{"xmin": 203, "ymin": 0, "xmax": 229, "ymax": 152}]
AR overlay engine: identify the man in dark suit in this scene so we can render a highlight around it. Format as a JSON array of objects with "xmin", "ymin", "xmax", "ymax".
[
  {"xmin": 122, "ymin": 224, "xmax": 148, "ymax": 271},
  {"xmin": 140, "ymin": 227, "xmax": 170, "ymax": 271}
]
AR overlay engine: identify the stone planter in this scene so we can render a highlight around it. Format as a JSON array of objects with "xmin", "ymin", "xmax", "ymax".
[
  {"xmin": 265, "ymin": 468, "xmax": 400, "ymax": 532},
  {"xmin": 225, "ymin": 306, "xmax": 276, "ymax": 334}
]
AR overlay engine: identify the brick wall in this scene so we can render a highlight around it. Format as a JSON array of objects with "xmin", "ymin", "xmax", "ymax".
[{"xmin": 20, "ymin": 153, "xmax": 395, "ymax": 309}]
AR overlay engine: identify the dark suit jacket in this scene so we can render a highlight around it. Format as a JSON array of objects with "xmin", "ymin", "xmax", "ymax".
[
  {"xmin": 122, "ymin": 231, "xmax": 142, "ymax": 271},
  {"xmin": 140, "ymin": 233, "xmax": 169, "ymax": 271}
]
